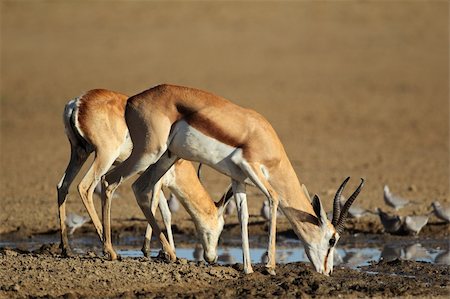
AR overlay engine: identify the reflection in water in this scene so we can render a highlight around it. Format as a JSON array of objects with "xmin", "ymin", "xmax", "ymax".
[{"xmin": 1, "ymin": 233, "xmax": 448, "ymax": 270}]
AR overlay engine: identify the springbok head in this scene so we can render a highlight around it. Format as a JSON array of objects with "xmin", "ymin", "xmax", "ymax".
[
  {"xmin": 197, "ymin": 186, "xmax": 234, "ymax": 264},
  {"xmin": 303, "ymin": 177, "xmax": 364, "ymax": 275}
]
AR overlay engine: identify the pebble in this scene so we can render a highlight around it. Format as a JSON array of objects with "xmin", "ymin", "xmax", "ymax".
[{"xmin": 3, "ymin": 249, "xmax": 18, "ymax": 257}]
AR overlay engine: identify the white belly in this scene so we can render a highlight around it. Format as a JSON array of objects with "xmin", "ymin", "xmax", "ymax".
[{"xmin": 168, "ymin": 120, "xmax": 247, "ymax": 182}]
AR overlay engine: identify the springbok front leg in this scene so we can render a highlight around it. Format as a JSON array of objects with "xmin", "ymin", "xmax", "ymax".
[
  {"xmin": 132, "ymin": 151, "xmax": 179, "ymax": 261},
  {"xmin": 56, "ymin": 146, "xmax": 90, "ymax": 256},
  {"xmin": 237, "ymin": 160, "xmax": 280, "ymax": 275},
  {"xmin": 232, "ymin": 180, "xmax": 253, "ymax": 274},
  {"xmin": 141, "ymin": 180, "xmax": 175, "ymax": 257}
]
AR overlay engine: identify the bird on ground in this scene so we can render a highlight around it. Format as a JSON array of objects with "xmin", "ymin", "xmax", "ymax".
[
  {"xmin": 260, "ymin": 200, "xmax": 284, "ymax": 221},
  {"xmin": 376, "ymin": 208, "xmax": 404, "ymax": 234},
  {"xmin": 383, "ymin": 185, "xmax": 415, "ymax": 211},
  {"xmin": 431, "ymin": 201, "xmax": 450, "ymax": 223},
  {"xmin": 333, "ymin": 250, "xmax": 343, "ymax": 266},
  {"xmin": 339, "ymin": 195, "xmax": 371, "ymax": 218},
  {"xmin": 193, "ymin": 244, "xmax": 204, "ymax": 261},
  {"xmin": 260, "ymin": 251, "xmax": 269, "ymax": 264},
  {"xmin": 380, "ymin": 244, "xmax": 402, "ymax": 262},
  {"xmin": 224, "ymin": 198, "xmax": 236, "ymax": 217},
  {"xmin": 65, "ymin": 212, "xmax": 90, "ymax": 235},
  {"xmin": 403, "ymin": 215, "xmax": 429, "ymax": 235},
  {"xmin": 435, "ymin": 249, "xmax": 450, "ymax": 265},
  {"xmin": 168, "ymin": 193, "xmax": 180, "ymax": 213}
]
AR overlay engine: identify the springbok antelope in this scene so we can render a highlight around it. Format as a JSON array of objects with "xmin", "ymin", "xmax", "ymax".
[
  {"xmin": 101, "ymin": 84, "xmax": 364, "ymax": 275},
  {"xmin": 56, "ymin": 89, "xmax": 232, "ymax": 262}
]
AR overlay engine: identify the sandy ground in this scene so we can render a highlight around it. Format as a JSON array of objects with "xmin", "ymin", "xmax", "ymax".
[
  {"xmin": 1, "ymin": 1, "xmax": 449, "ymax": 298},
  {"xmin": 1, "ymin": 245, "xmax": 449, "ymax": 298}
]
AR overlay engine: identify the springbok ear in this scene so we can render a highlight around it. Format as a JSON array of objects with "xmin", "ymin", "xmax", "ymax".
[{"xmin": 312, "ymin": 194, "xmax": 327, "ymax": 227}]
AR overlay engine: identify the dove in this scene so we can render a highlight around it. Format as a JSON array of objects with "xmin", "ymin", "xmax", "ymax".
[
  {"xmin": 260, "ymin": 200, "xmax": 283, "ymax": 221},
  {"xmin": 402, "ymin": 215, "xmax": 429, "ymax": 235},
  {"xmin": 431, "ymin": 201, "xmax": 450, "ymax": 223},
  {"xmin": 193, "ymin": 244, "xmax": 204, "ymax": 261},
  {"xmin": 224, "ymin": 198, "xmax": 236, "ymax": 217},
  {"xmin": 435, "ymin": 249, "xmax": 450, "ymax": 265},
  {"xmin": 383, "ymin": 185, "xmax": 414, "ymax": 211},
  {"xmin": 339, "ymin": 195, "xmax": 370, "ymax": 218},
  {"xmin": 65, "ymin": 212, "xmax": 90, "ymax": 235},
  {"xmin": 168, "ymin": 193, "xmax": 180, "ymax": 213},
  {"xmin": 380, "ymin": 244, "xmax": 402, "ymax": 262},
  {"xmin": 377, "ymin": 208, "xmax": 403, "ymax": 234}
]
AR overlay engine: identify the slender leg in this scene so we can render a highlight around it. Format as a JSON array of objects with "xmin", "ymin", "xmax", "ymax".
[
  {"xmin": 101, "ymin": 151, "xmax": 155, "ymax": 260},
  {"xmin": 132, "ymin": 151, "xmax": 179, "ymax": 261},
  {"xmin": 141, "ymin": 180, "xmax": 166, "ymax": 257},
  {"xmin": 56, "ymin": 146, "xmax": 90, "ymax": 256},
  {"xmin": 232, "ymin": 180, "xmax": 253, "ymax": 274},
  {"xmin": 237, "ymin": 160, "xmax": 279, "ymax": 275},
  {"xmin": 158, "ymin": 190, "xmax": 175, "ymax": 251},
  {"xmin": 78, "ymin": 149, "xmax": 118, "ymax": 242}
]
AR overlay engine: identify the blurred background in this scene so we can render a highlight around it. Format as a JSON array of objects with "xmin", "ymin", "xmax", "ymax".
[{"xmin": 1, "ymin": 1, "xmax": 448, "ymax": 234}]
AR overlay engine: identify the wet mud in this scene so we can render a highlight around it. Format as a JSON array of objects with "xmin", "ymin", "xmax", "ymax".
[{"xmin": 1, "ymin": 1, "xmax": 449, "ymax": 298}]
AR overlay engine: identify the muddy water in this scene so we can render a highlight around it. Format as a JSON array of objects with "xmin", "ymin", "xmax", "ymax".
[{"xmin": 2, "ymin": 232, "xmax": 448, "ymax": 269}]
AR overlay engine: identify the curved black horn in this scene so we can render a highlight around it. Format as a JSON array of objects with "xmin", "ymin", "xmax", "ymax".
[
  {"xmin": 335, "ymin": 178, "xmax": 365, "ymax": 233},
  {"xmin": 332, "ymin": 177, "xmax": 350, "ymax": 226}
]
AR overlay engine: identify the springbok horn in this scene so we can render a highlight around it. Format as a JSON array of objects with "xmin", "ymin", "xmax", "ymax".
[
  {"xmin": 331, "ymin": 177, "xmax": 350, "ymax": 226},
  {"xmin": 335, "ymin": 178, "xmax": 365, "ymax": 233}
]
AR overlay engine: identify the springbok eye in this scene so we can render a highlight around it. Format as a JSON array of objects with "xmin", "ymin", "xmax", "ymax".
[{"xmin": 329, "ymin": 237, "xmax": 336, "ymax": 247}]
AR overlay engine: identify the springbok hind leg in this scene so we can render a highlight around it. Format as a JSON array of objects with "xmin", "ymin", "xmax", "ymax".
[
  {"xmin": 56, "ymin": 146, "xmax": 90, "ymax": 256},
  {"xmin": 78, "ymin": 148, "xmax": 118, "ymax": 243}
]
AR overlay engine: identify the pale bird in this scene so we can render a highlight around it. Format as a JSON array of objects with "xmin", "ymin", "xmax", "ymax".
[
  {"xmin": 260, "ymin": 200, "xmax": 283, "ymax": 221},
  {"xmin": 383, "ymin": 185, "xmax": 414, "ymax": 211},
  {"xmin": 260, "ymin": 251, "xmax": 269, "ymax": 264},
  {"xmin": 377, "ymin": 208, "xmax": 403, "ymax": 234},
  {"xmin": 403, "ymin": 215, "xmax": 429, "ymax": 235},
  {"xmin": 193, "ymin": 244, "xmax": 204, "ymax": 261},
  {"xmin": 435, "ymin": 249, "xmax": 450, "ymax": 265},
  {"xmin": 168, "ymin": 193, "xmax": 180, "ymax": 213},
  {"xmin": 380, "ymin": 245, "xmax": 402, "ymax": 262},
  {"xmin": 431, "ymin": 201, "xmax": 450, "ymax": 223},
  {"xmin": 339, "ymin": 195, "xmax": 370, "ymax": 218},
  {"xmin": 224, "ymin": 198, "xmax": 236, "ymax": 217},
  {"xmin": 65, "ymin": 212, "xmax": 90, "ymax": 235}
]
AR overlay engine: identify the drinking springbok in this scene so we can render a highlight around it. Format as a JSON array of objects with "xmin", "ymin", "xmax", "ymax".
[
  {"xmin": 56, "ymin": 89, "xmax": 232, "ymax": 262},
  {"xmin": 101, "ymin": 84, "xmax": 364, "ymax": 275}
]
